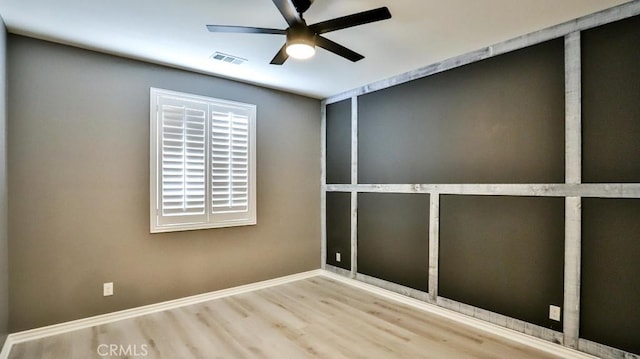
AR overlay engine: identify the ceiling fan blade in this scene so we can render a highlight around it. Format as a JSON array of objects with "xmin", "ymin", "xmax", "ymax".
[
  {"xmin": 272, "ymin": 0, "xmax": 303, "ymax": 26},
  {"xmin": 316, "ymin": 36, "xmax": 364, "ymax": 62},
  {"xmin": 309, "ymin": 7, "xmax": 392, "ymax": 34},
  {"xmin": 270, "ymin": 44, "xmax": 289, "ymax": 65},
  {"xmin": 206, "ymin": 25, "xmax": 286, "ymax": 35}
]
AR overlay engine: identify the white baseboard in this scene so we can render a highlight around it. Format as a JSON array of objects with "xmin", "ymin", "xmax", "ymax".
[
  {"xmin": 0, "ymin": 337, "xmax": 7, "ymax": 359},
  {"xmin": 0, "ymin": 269, "xmax": 607, "ymax": 359},
  {"xmin": 320, "ymin": 270, "xmax": 598, "ymax": 359},
  {"xmin": 0, "ymin": 269, "xmax": 322, "ymax": 359}
]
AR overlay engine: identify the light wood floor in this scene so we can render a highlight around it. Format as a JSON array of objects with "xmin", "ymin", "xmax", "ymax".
[{"xmin": 9, "ymin": 277, "xmax": 565, "ymax": 359}]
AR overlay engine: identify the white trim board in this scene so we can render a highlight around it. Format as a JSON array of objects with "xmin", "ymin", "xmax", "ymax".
[
  {"xmin": 324, "ymin": 183, "xmax": 640, "ymax": 198},
  {"xmin": 320, "ymin": 101, "xmax": 327, "ymax": 270},
  {"xmin": 0, "ymin": 269, "xmax": 627, "ymax": 359},
  {"xmin": 320, "ymin": 270, "xmax": 597, "ymax": 359},
  {"xmin": 579, "ymin": 338, "xmax": 640, "ymax": 359},
  {"xmin": 0, "ymin": 270, "xmax": 322, "ymax": 359}
]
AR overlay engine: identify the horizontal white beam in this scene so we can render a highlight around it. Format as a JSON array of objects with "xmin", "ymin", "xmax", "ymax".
[
  {"xmin": 324, "ymin": 183, "xmax": 640, "ymax": 198},
  {"xmin": 355, "ymin": 272, "xmax": 429, "ymax": 303},
  {"xmin": 578, "ymin": 338, "xmax": 640, "ymax": 359},
  {"xmin": 324, "ymin": 263, "xmax": 351, "ymax": 277},
  {"xmin": 436, "ymin": 297, "xmax": 564, "ymax": 345},
  {"xmin": 325, "ymin": 1, "xmax": 640, "ymax": 104}
]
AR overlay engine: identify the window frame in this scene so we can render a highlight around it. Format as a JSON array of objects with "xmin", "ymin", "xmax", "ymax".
[{"xmin": 150, "ymin": 88, "xmax": 256, "ymax": 233}]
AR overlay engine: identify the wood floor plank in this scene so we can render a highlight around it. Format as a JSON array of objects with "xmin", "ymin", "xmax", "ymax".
[{"xmin": 8, "ymin": 277, "xmax": 566, "ymax": 359}]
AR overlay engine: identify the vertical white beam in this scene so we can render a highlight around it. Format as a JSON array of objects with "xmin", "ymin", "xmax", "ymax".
[
  {"xmin": 320, "ymin": 102, "xmax": 327, "ymax": 269},
  {"xmin": 566, "ymin": 32, "xmax": 582, "ymax": 185},
  {"xmin": 564, "ymin": 196, "xmax": 581, "ymax": 349},
  {"xmin": 428, "ymin": 193, "xmax": 440, "ymax": 303},
  {"xmin": 351, "ymin": 96, "xmax": 358, "ymax": 185},
  {"xmin": 350, "ymin": 96, "xmax": 358, "ymax": 278},
  {"xmin": 350, "ymin": 191, "xmax": 358, "ymax": 278},
  {"xmin": 564, "ymin": 31, "xmax": 582, "ymax": 349}
]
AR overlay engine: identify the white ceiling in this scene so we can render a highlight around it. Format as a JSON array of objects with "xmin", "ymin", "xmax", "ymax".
[{"xmin": 0, "ymin": 0, "xmax": 630, "ymax": 98}]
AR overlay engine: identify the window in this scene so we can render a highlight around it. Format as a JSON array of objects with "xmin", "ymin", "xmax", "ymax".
[{"xmin": 150, "ymin": 88, "xmax": 256, "ymax": 232}]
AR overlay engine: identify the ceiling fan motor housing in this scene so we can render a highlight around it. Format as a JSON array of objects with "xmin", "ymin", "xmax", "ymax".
[
  {"xmin": 292, "ymin": 0, "xmax": 314, "ymax": 14},
  {"xmin": 287, "ymin": 24, "xmax": 316, "ymax": 47}
]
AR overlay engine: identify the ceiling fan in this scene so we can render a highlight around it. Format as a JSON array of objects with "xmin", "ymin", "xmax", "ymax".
[{"xmin": 206, "ymin": 0, "xmax": 392, "ymax": 65}]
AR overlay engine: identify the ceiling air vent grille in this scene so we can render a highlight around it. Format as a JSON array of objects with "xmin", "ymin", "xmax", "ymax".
[{"xmin": 210, "ymin": 52, "xmax": 247, "ymax": 65}]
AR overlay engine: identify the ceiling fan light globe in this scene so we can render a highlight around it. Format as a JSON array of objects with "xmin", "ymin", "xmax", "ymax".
[{"xmin": 286, "ymin": 43, "xmax": 316, "ymax": 59}]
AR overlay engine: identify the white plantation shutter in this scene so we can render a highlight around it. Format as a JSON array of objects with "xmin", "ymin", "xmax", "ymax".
[
  {"xmin": 210, "ymin": 110, "xmax": 249, "ymax": 212},
  {"xmin": 150, "ymin": 88, "xmax": 256, "ymax": 232}
]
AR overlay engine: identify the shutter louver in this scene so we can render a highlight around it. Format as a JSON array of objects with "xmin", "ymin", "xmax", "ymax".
[
  {"xmin": 211, "ymin": 110, "xmax": 250, "ymax": 213},
  {"xmin": 157, "ymin": 96, "xmax": 208, "ymax": 225}
]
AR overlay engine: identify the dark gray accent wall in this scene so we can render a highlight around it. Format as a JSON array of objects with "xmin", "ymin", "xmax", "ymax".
[
  {"xmin": 582, "ymin": 15, "xmax": 640, "ymax": 183},
  {"xmin": 439, "ymin": 195, "xmax": 565, "ymax": 330},
  {"xmin": 325, "ymin": 192, "xmax": 351, "ymax": 270},
  {"xmin": 0, "ymin": 16, "xmax": 8, "ymax": 347},
  {"xmin": 325, "ymin": 99, "xmax": 351, "ymax": 184},
  {"xmin": 358, "ymin": 39, "xmax": 565, "ymax": 184},
  {"xmin": 581, "ymin": 198, "xmax": 640, "ymax": 355},
  {"xmin": 7, "ymin": 35, "xmax": 320, "ymax": 331},
  {"xmin": 357, "ymin": 193, "xmax": 429, "ymax": 291},
  {"xmin": 323, "ymin": 7, "xmax": 640, "ymax": 358}
]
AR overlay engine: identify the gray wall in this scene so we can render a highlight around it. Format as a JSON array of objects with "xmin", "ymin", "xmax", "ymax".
[
  {"xmin": 578, "ymin": 15, "xmax": 640, "ymax": 354},
  {"xmin": 439, "ymin": 195, "xmax": 564, "ymax": 331},
  {"xmin": 581, "ymin": 198, "xmax": 640, "ymax": 354},
  {"xmin": 582, "ymin": 14, "xmax": 640, "ymax": 182},
  {"xmin": 357, "ymin": 39, "xmax": 565, "ymax": 184},
  {"xmin": 325, "ymin": 192, "xmax": 351, "ymax": 270},
  {"xmin": 358, "ymin": 193, "xmax": 429, "ymax": 292},
  {"xmin": 327, "ymin": 39, "xmax": 567, "ymax": 322},
  {"xmin": 0, "ymin": 16, "xmax": 8, "ymax": 347},
  {"xmin": 7, "ymin": 35, "xmax": 320, "ymax": 331},
  {"xmin": 325, "ymin": 99, "xmax": 351, "ymax": 184}
]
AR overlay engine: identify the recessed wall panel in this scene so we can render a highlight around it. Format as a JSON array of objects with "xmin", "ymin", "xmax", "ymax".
[
  {"xmin": 439, "ymin": 195, "xmax": 564, "ymax": 330},
  {"xmin": 357, "ymin": 193, "xmax": 429, "ymax": 291},
  {"xmin": 326, "ymin": 99, "xmax": 351, "ymax": 184},
  {"xmin": 358, "ymin": 39, "xmax": 564, "ymax": 184},
  {"xmin": 581, "ymin": 198, "xmax": 640, "ymax": 354},
  {"xmin": 326, "ymin": 192, "xmax": 351, "ymax": 270},
  {"xmin": 582, "ymin": 15, "xmax": 640, "ymax": 183}
]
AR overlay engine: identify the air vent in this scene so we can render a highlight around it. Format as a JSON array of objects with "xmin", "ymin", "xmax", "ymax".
[{"xmin": 210, "ymin": 52, "xmax": 247, "ymax": 65}]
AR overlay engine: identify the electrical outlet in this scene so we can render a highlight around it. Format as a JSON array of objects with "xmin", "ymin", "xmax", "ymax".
[
  {"xmin": 103, "ymin": 282, "xmax": 114, "ymax": 297},
  {"xmin": 549, "ymin": 305, "xmax": 561, "ymax": 321},
  {"xmin": 336, "ymin": 252, "xmax": 341, "ymax": 262}
]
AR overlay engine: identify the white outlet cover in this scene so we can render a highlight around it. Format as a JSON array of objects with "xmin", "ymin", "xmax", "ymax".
[
  {"xmin": 549, "ymin": 305, "xmax": 561, "ymax": 321},
  {"xmin": 336, "ymin": 252, "xmax": 341, "ymax": 262},
  {"xmin": 103, "ymin": 282, "xmax": 114, "ymax": 296}
]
